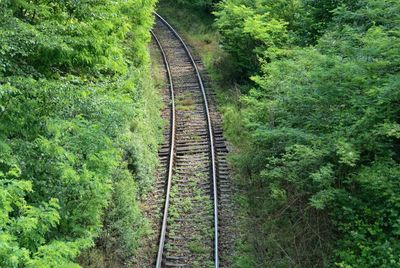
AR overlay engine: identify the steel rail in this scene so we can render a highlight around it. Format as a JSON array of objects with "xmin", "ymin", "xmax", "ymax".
[
  {"xmin": 154, "ymin": 13, "xmax": 219, "ymax": 268},
  {"xmin": 150, "ymin": 30, "xmax": 177, "ymax": 268}
]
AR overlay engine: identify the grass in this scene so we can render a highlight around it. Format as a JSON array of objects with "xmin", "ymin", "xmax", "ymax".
[
  {"xmin": 157, "ymin": 1, "xmax": 240, "ymax": 105},
  {"xmin": 188, "ymin": 239, "xmax": 208, "ymax": 254},
  {"xmin": 157, "ymin": 3, "xmax": 335, "ymax": 267},
  {"xmin": 166, "ymin": 168, "xmax": 214, "ymax": 264},
  {"xmin": 157, "ymin": 2, "xmax": 219, "ymax": 60},
  {"xmin": 176, "ymin": 92, "xmax": 196, "ymax": 111},
  {"xmin": 156, "ymin": 2, "xmax": 251, "ymax": 267},
  {"xmin": 182, "ymin": 197, "xmax": 193, "ymax": 213},
  {"xmin": 150, "ymin": 42, "xmax": 167, "ymax": 92}
]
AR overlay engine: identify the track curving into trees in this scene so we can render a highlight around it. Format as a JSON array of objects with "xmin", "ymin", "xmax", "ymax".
[{"xmin": 151, "ymin": 13, "xmax": 236, "ymax": 268}]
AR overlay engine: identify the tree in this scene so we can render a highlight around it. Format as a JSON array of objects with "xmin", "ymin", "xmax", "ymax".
[
  {"xmin": 0, "ymin": 0, "xmax": 161, "ymax": 265},
  {"xmin": 218, "ymin": 0, "xmax": 400, "ymax": 266}
]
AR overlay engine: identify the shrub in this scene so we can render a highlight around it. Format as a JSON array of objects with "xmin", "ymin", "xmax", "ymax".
[
  {"xmin": 0, "ymin": 0, "xmax": 161, "ymax": 266},
  {"xmin": 218, "ymin": 0, "xmax": 400, "ymax": 266}
]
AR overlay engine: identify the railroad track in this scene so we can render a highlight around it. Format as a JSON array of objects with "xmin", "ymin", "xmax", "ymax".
[{"xmin": 147, "ymin": 13, "xmax": 236, "ymax": 268}]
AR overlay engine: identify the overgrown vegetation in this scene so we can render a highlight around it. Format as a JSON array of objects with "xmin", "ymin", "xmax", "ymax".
[
  {"xmin": 159, "ymin": 0, "xmax": 400, "ymax": 267},
  {"xmin": 0, "ymin": 0, "xmax": 161, "ymax": 267},
  {"xmin": 3, "ymin": 0, "xmax": 399, "ymax": 266},
  {"xmin": 169, "ymin": 0, "xmax": 218, "ymax": 11},
  {"xmin": 215, "ymin": 0, "xmax": 400, "ymax": 267}
]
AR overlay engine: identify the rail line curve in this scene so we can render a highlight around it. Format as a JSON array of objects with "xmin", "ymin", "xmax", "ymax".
[{"xmin": 152, "ymin": 13, "xmax": 219, "ymax": 268}]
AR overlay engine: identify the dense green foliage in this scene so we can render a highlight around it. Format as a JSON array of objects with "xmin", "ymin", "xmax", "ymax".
[
  {"xmin": 0, "ymin": 0, "xmax": 161, "ymax": 266},
  {"xmin": 214, "ymin": 0, "xmax": 360, "ymax": 77},
  {"xmin": 163, "ymin": 0, "xmax": 218, "ymax": 11},
  {"xmin": 215, "ymin": 0, "xmax": 400, "ymax": 266}
]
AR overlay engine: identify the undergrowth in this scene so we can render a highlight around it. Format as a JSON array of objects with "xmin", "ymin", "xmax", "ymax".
[
  {"xmin": 157, "ymin": 1, "xmax": 248, "ymax": 266},
  {"xmin": 0, "ymin": 1, "xmax": 162, "ymax": 267}
]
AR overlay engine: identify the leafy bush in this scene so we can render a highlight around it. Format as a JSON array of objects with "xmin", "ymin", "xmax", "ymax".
[
  {"xmin": 214, "ymin": 0, "xmax": 360, "ymax": 77},
  {"xmin": 0, "ymin": 0, "xmax": 161, "ymax": 266},
  {"xmin": 217, "ymin": 0, "xmax": 400, "ymax": 266},
  {"xmin": 164, "ymin": 0, "xmax": 219, "ymax": 10}
]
